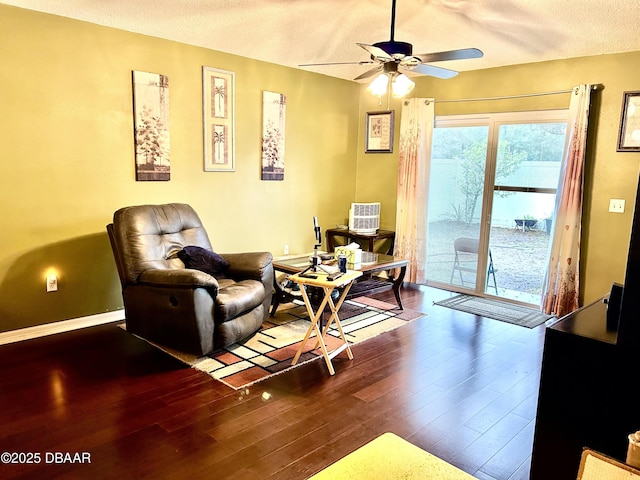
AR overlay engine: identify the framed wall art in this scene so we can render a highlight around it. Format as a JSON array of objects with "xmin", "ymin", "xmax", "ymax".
[
  {"xmin": 203, "ymin": 66, "xmax": 235, "ymax": 171},
  {"xmin": 261, "ymin": 91, "xmax": 286, "ymax": 181},
  {"xmin": 132, "ymin": 71, "xmax": 170, "ymax": 181},
  {"xmin": 365, "ymin": 110, "xmax": 394, "ymax": 153},
  {"xmin": 617, "ymin": 90, "xmax": 640, "ymax": 152}
]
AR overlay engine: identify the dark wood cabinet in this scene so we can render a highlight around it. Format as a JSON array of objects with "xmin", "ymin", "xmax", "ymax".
[
  {"xmin": 530, "ymin": 298, "xmax": 640, "ymax": 479},
  {"xmin": 325, "ymin": 228, "xmax": 395, "ymax": 254}
]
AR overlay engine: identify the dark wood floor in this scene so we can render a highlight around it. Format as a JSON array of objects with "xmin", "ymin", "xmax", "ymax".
[{"xmin": 0, "ymin": 285, "xmax": 546, "ymax": 479}]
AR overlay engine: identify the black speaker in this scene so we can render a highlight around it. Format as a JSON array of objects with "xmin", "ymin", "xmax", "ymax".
[{"xmin": 606, "ymin": 282, "xmax": 623, "ymax": 331}]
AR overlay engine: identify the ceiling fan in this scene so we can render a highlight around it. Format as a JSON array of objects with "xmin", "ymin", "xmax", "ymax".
[{"xmin": 300, "ymin": 0, "xmax": 483, "ymax": 95}]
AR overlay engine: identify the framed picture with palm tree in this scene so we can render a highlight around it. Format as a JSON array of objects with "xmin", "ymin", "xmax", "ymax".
[{"xmin": 203, "ymin": 66, "xmax": 235, "ymax": 171}]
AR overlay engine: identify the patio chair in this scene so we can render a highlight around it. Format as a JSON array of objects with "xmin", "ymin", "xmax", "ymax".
[{"xmin": 450, "ymin": 237, "xmax": 498, "ymax": 295}]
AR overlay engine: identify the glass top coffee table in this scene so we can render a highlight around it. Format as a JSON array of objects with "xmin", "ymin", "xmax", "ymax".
[{"xmin": 271, "ymin": 252, "xmax": 408, "ymax": 315}]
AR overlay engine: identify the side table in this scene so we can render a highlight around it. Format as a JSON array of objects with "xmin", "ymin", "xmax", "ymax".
[
  {"xmin": 325, "ymin": 227, "xmax": 395, "ymax": 254},
  {"xmin": 288, "ymin": 270, "xmax": 363, "ymax": 375}
]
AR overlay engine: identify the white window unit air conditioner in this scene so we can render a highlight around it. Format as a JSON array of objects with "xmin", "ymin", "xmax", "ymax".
[{"xmin": 349, "ymin": 202, "xmax": 381, "ymax": 234}]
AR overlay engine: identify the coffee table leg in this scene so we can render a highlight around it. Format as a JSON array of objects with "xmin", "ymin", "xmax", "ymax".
[
  {"xmin": 392, "ymin": 265, "xmax": 407, "ymax": 310},
  {"xmin": 270, "ymin": 271, "xmax": 297, "ymax": 316}
]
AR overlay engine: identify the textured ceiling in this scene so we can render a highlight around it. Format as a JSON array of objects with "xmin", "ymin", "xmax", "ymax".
[{"xmin": 3, "ymin": 0, "xmax": 640, "ymax": 81}]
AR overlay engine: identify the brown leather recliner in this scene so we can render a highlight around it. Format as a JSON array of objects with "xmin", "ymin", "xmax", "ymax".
[{"xmin": 107, "ymin": 203, "xmax": 273, "ymax": 356}]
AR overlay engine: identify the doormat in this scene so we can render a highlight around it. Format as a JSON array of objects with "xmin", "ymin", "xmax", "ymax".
[
  {"xmin": 434, "ymin": 294, "xmax": 554, "ymax": 328},
  {"xmin": 120, "ymin": 296, "xmax": 425, "ymax": 390}
]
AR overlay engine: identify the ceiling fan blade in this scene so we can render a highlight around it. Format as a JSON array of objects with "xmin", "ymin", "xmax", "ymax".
[
  {"xmin": 357, "ymin": 43, "xmax": 393, "ymax": 62},
  {"xmin": 414, "ymin": 48, "xmax": 484, "ymax": 63},
  {"xmin": 299, "ymin": 61, "xmax": 376, "ymax": 67},
  {"xmin": 406, "ymin": 63, "xmax": 459, "ymax": 79},
  {"xmin": 354, "ymin": 65, "xmax": 383, "ymax": 81}
]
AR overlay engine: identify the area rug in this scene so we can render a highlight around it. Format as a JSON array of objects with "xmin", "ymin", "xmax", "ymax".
[
  {"xmin": 308, "ymin": 432, "xmax": 476, "ymax": 479},
  {"xmin": 122, "ymin": 296, "xmax": 425, "ymax": 390},
  {"xmin": 434, "ymin": 294, "xmax": 553, "ymax": 328}
]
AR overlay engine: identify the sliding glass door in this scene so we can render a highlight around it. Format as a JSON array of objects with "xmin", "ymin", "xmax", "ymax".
[
  {"xmin": 425, "ymin": 111, "xmax": 567, "ymax": 305},
  {"xmin": 426, "ymin": 123, "xmax": 489, "ymax": 291}
]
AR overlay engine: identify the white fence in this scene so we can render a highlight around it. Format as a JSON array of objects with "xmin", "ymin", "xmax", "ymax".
[{"xmin": 428, "ymin": 159, "xmax": 560, "ymax": 229}]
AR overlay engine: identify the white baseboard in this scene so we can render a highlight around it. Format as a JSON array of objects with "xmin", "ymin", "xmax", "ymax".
[{"xmin": 0, "ymin": 310, "xmax": 125, "ymax": 346}]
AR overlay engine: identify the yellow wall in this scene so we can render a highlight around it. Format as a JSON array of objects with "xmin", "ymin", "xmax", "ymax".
[
  {"xmin": 2, "ymin": 3, "xmax": 639, "ymax": 332},
  {"xmin": 355, "ymin": 51, "xmax": 640, "ymax": 305},
  {"xmin": 0, "ymin": 5, "xmax": 359, "ymax": 332}
]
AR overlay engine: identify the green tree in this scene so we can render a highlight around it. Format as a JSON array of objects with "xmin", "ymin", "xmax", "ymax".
[
  {"xmin": 457, "ymin": 139, "xmax": 525, "ymax": 224},
  {"xmin": 498, "ymin": 123, "xmax": 566, "ymax": 161},
  {"xmin": 433, "ymin": 122, "xmax": 566, "ymax": 163},
  {"xmin": 433, "ymin": 122, "xmax": 565, "ymax": 225}
]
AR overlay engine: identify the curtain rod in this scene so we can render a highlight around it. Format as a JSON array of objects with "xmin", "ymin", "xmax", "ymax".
[{"xmin": 412, "ymin": 84, "xmax": 602, "ymax": 106}]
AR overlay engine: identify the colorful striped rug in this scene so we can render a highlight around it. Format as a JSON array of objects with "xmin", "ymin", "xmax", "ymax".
[{"xmin": 126, "ymin": 296, "xmax": 425, "ymax": 390}]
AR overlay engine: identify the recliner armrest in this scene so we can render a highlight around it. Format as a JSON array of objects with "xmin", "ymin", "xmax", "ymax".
[
  {"xmin": 138, "ymin": 268, "xmax": 220, "ymax": 290},
  {"xmin": 222, "ymin": 252, "xmax": 273, "ymax": 281}
]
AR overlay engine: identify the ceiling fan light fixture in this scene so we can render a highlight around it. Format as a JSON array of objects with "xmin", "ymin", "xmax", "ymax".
[
  {"xmin": 299, "ymin": 0, "xmax": 483, "ymax": 90},
  {"xmin": 391, "ymin": 73, "xmax": 415, "ymax": 98},
  {"xmin": 367, "ymin": 73, "xmax": 389, "ymax": 97}
]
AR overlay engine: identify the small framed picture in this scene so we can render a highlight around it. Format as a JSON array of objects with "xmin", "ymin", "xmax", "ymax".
[
  {"xmin": 365, "ymin": 110, "xmax": 394, "ymax": 153},
  {"xmin": 617, "ymin": 91, "xmax": 640, "ymax": 152},
  {"xmin": 203, "ymin": 66, "xmax": 235, "ymax": 171}
]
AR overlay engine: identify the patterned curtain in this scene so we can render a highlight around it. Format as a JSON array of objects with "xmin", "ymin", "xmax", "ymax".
[
  {"xmin": 393, "ymin": 98, "xmax": 435, "ymax": 284},
  {"xmin": 541, "ymin": 84, "xmax": 593, "ymax": 317}
]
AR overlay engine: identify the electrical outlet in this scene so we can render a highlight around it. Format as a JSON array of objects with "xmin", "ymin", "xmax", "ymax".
[
  {"xmin": 283, "ymin": 244, "xmax": 289, "ymax": 255},
  {"xmin": 46, "ymin": 274, "xmax": 58, "ymax": 292},
  {"xmin": 609, "ymin": 198, "xmax": 625, "ymax": 213}
]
